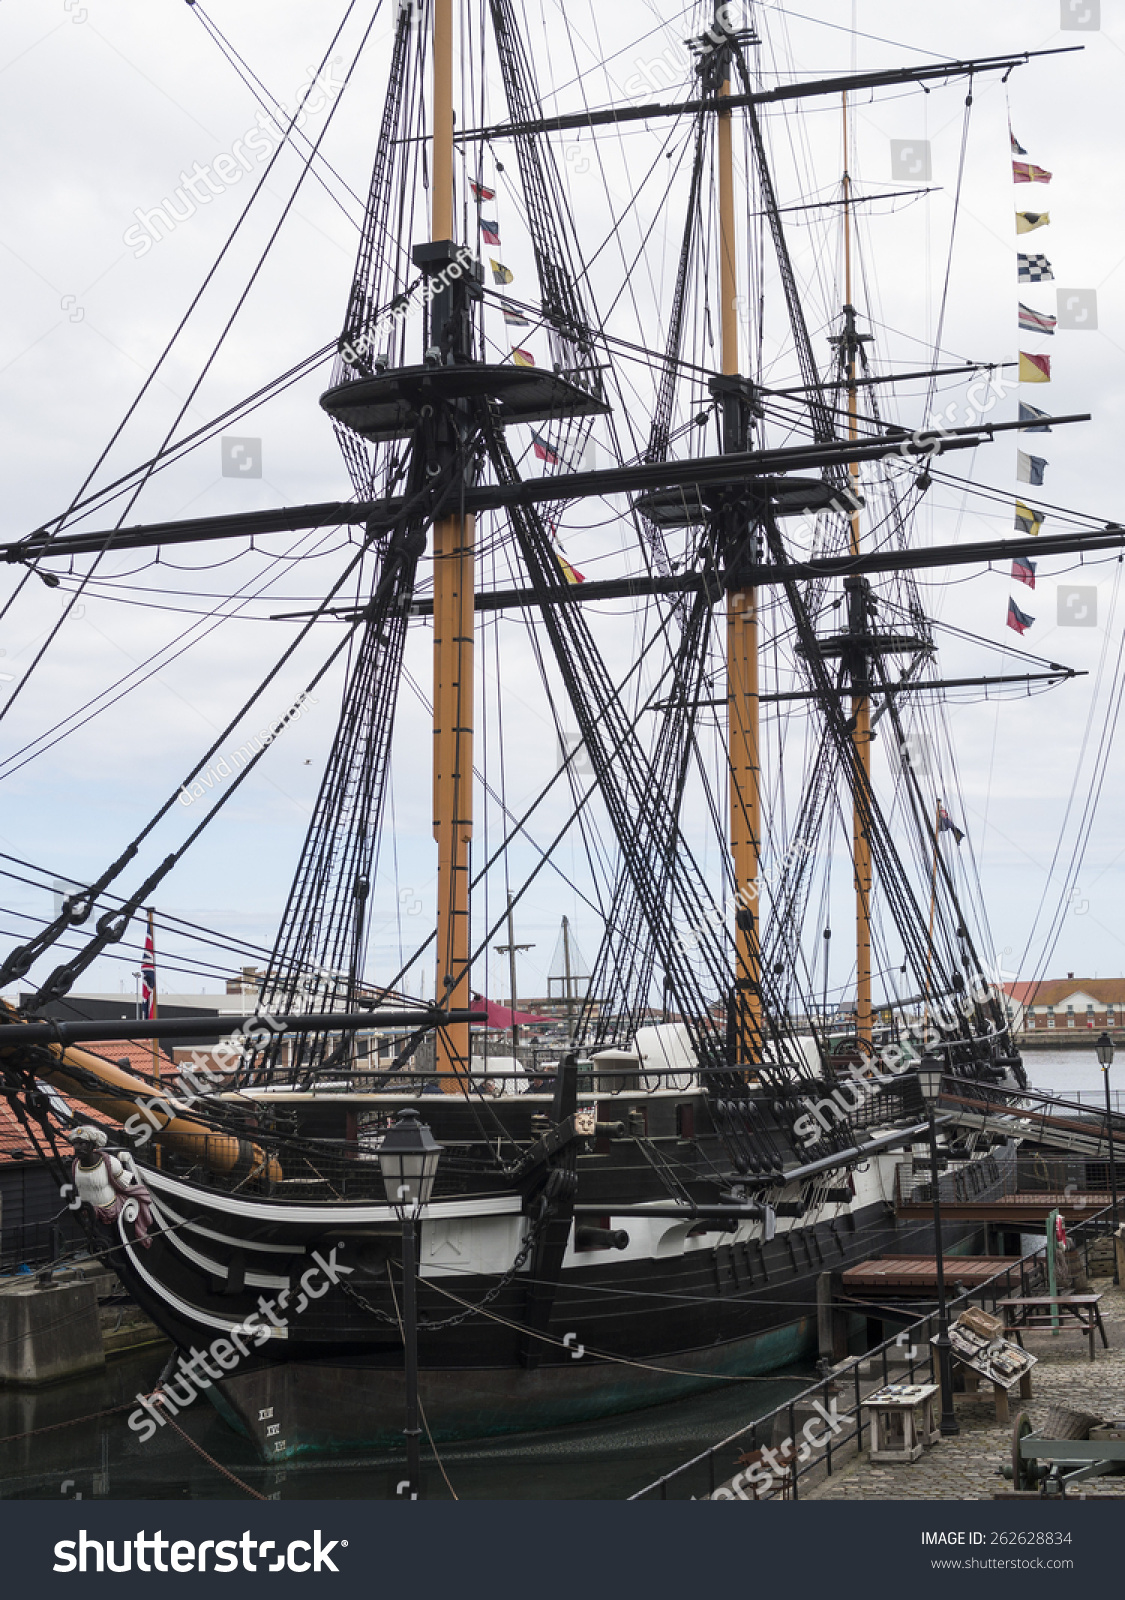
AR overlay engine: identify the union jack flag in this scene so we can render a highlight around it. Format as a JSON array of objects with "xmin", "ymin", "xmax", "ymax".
[{"xmin": 141, "ymin": 921, "xmax": 156, "ymax": 1019}]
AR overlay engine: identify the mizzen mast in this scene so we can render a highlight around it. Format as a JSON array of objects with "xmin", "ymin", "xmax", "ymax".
[{"xmin": 841, "ymin": 91, "xmax": 873, "ymax": 1046}]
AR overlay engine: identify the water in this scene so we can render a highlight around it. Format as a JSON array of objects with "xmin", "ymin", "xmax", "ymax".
[
  {"xmin": 1022, "ymin": 1046, "xmax": 1121, "ymax": 1106},
  {"xmin": 0, "ymin": 1345, "xmax": 811, "ymax": 1502}
]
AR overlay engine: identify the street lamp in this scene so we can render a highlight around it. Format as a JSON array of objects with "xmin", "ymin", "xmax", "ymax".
[
  {"xmin": 917, "ymin": 1056, "xmax": 959, "ymax": 1437},
  {"xmin": 377, "ymin": 1109, "xmax": 443, "ymax": 1497},
  {"xmin": 1095, "ymin": 1031, "xmax": 1120, "ymax": 1285}
]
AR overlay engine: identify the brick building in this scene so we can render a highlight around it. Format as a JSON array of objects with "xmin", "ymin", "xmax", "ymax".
[{"xmin": 1003, "ymin": 975, "xmax": 1125, "ymax": 1034}]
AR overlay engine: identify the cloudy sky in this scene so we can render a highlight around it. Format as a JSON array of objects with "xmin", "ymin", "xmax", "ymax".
[{"xmin": 1, "ymin": 0, "xmax": 1122, "ymax": 1011}]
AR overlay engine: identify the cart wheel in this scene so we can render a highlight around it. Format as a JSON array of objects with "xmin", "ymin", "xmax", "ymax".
[{"xmin": 1011, "ymin": 1412, "xmax": 1034, "ymax": 1492}]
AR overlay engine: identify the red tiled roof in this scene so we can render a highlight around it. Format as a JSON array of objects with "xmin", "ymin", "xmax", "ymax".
[
  {"xmin": 1004, "ymin": 979, "xmax": 1125, "ymax": 1007},
  {"xmin": 81, "ymin": 1040, "xmax": 174, "ymax": 1076},
  {"xmin": 0, "ymin": 1098, "xmax": 40, "ymax": 1161},
  {"xmin": 1002, "ymin": 981, "xmax": 1041, "ymax": 1005},
  {"xmin": 0, "ymin": 1092, "xmax": 115, "ymax": 1161},
  {"xmin": 0, "ymin": 1040, "xmax": 164, "ymax": 1163}
]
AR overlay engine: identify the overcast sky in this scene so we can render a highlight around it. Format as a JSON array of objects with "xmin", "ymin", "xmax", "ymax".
[{"xmin": 1, "ymin": 0, "xmax": 1123, "ymax": 1010}]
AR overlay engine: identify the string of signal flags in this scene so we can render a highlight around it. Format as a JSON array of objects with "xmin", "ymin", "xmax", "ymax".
[
  {"xmin": 468, "ymin": 172, "xmax": 585, "ymax": 585},
  {"xmin": 1007, "ymin": 118, "xmax": 1097, "ymax": 637}
]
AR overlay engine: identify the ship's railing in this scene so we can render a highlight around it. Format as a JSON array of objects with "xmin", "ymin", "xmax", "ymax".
[
  {"xmin": 626, "ymin": 1204, "xmax": 1117, "ymax": 1501},
  {"xmin": 835, "ymin": 1078, "xmax": 924, "ymax": 1132},
  {"xmin": 238, "ymin": 1065, "xmax": 710, "ymax": 1095},
  {"xmin": 142, "ymin": 1131, "xmax": 521, "ymax": 1202},
  {"xmin": 858, "ymin": 1151, "xmax": 1119, "ymax": 1211},
  {"xmin": 893, "ymin": 1152, "xmax": 1005, "ymax": 1209},
  {"xmin": 1039, "ymin": 1087, "xmax": 1125, "ymax": 1115}
]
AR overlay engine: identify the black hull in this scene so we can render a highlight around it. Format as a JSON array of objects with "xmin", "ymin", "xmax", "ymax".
[{"xmin": 105, "ymin": 1163, "xmax": 984, "ymax": 1457}]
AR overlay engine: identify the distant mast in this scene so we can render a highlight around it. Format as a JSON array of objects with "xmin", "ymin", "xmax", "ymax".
[{"xmin": 841, "ymin": 89, "xmax": 873, "ymax": 1046}]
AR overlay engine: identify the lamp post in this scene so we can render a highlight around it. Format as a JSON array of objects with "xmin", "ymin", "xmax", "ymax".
[
  {"xmin": 377, "ymin": 1109, "xmax": 443, "ymax": 1498},
  {"xmin": 1095, "ymin": 1031, "xmax": 1120, "ymax": 1285},
  {"xmin": 917, "ymin": 1057, "xmax": 959, "ymax": 1437}
]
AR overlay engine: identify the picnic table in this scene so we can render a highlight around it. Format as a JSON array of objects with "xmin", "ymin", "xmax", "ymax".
[{"xmin": 996, "ymin": 1294, "xmax": 1109, "ymax": 1363}]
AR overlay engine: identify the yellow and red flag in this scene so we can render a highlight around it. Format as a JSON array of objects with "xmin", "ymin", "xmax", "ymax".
[{"xmin": 1019, "ymin": 351, "xmax": 1051, "ymax": 383}]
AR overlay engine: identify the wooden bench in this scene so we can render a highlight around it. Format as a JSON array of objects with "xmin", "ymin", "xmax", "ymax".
[{"xmin": 996, "ymin": 1294, "xmax": 1109, "ymax": 1363}]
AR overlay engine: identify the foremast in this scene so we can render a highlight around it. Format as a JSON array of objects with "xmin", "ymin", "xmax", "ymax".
[{"xmin": 430, "ymin": 0, "xmax": 475, "ymax": 1089}]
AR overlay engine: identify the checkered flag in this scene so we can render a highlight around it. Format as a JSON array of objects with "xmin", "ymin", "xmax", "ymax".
[{"xmin": 1018, "ymin": 253, "xmax": 1054, "ymax": 283}]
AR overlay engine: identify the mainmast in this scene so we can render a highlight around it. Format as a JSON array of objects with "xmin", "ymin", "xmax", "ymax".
[
  {"xmin": 841, "ymin": 92, "xmax": 873, "ymax": 1045},
  {"xmin": 716, "ymin": 17, "xmax": 761, "ymax": 1062},
  {"xmin": 430, "ymin": 0, "xmax": 475, "ymax": 1088}
]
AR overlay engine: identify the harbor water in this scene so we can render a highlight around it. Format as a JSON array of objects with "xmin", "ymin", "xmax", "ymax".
[{"xmin": 0, "ymin": 1343, "xmax": 811, "ymax": 1501}]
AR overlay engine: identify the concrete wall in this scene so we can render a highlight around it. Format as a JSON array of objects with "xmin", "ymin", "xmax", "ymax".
[{"xmin": 0, "ymin": 1278, "xmax": 105, "ymax": 1387}]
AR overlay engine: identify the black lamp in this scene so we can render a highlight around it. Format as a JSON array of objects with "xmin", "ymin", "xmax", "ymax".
[
  {"xmin": 377, "ymin": 1109, "xmax": 443, "ymax": 1209},
  {"xmin": 916, "ymin": 1056, "xmax": 959, "ymax": 1436},
  {"xmin": 1095, "ymin": 1032, "xmax": 1119, "ymax": 1283},
  {"xmin": 916, "ymin": 1057, "xmax": 944, "ymax": 1105},
  {"xmin": 377, "ymin": 1109, "xmax": 443, "ymax": 1499}
]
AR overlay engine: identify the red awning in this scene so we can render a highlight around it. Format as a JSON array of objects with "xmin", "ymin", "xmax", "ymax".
[{"xmin": 471, "ymin": 993, "xmax": 551, "ymax": 1029}]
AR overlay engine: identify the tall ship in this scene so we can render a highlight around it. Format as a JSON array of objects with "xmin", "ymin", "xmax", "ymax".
[{"xmin": 0, "ymin": 3, "xmax": 1106, "ymax": 1459}]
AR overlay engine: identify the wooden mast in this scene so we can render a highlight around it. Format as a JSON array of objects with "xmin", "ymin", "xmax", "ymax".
[
  {"xmin": 431, "ymin": 0, "xmax": 475, "ymax": 1089},
  {"xmin": 719, "ymin": 41, "xmax": 761, "ymax": 1057},
  {"xmin": 842, "ymin": 91, "xmax": 873, "ymax": 1045}
]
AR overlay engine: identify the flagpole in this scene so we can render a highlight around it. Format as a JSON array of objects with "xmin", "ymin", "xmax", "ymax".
[
  {"xmin": 923, "ymin": 803, "xmax": 940, "ymax": 1031},
  {"xmin": 147, "ymin": 906, "xmax": 161, "ymax": 1169}
]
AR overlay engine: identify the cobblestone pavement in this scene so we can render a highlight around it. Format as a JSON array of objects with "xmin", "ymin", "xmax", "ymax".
[{"xmin": 807, "ymin": 1276, "xmax": 1125, "ymax": 1500}]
